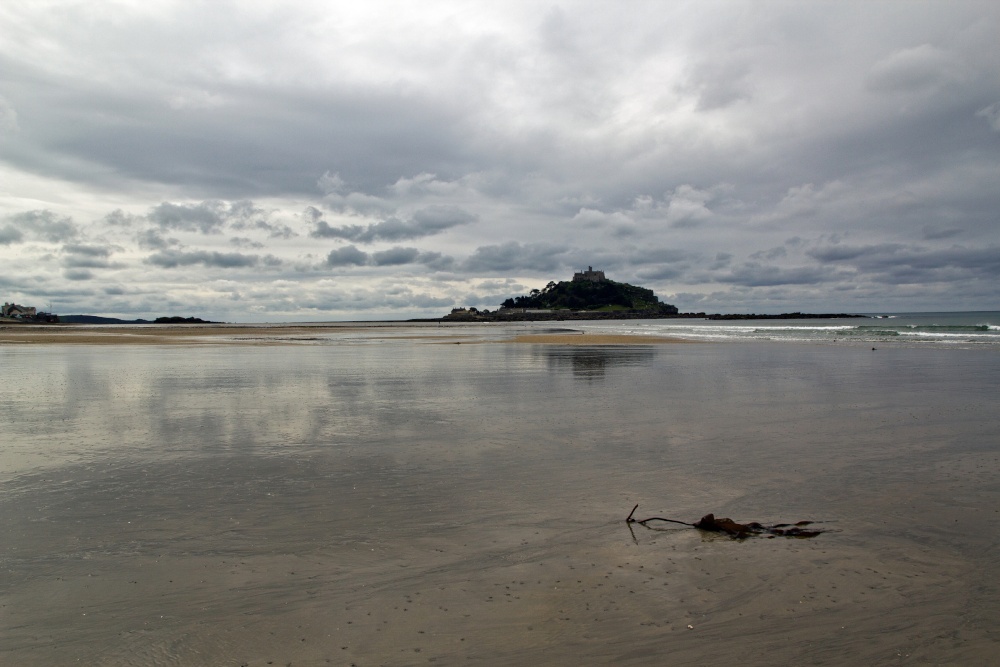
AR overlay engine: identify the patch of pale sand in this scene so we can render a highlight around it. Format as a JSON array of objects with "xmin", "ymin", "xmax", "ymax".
[
  {"xmin": 0, "ymin": 325, "xmax": 378, "ymax": 346},
  {"xmin": 510, "ymin": 333, "xmax": 696, "ymax": 345}
]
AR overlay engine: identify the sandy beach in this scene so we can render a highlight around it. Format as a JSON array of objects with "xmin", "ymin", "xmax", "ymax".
[
  {"xmin": 1, "ymin": 329, "xmax": 998, "ymax": 666},
  {"xmin": 0, "ymin": 324, "xmax": 373, "ymax": 345},
  {"xmin": 0, "ymin": 324, "xmax": 690, "ymax": 346}
]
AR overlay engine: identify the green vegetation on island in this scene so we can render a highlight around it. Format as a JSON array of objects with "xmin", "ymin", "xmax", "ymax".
[
  {"xmin": 442, "ymin": 267, "xmax": 679, "ymax": 321},
  {"xmin": 500, "ymin": 277, "xmax": 677, "ymax": 314}
]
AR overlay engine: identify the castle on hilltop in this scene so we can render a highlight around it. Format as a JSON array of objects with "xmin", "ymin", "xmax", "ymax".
[{"xmin": 572, "ymin": 266, "xmax": 606, "ymax": 283}]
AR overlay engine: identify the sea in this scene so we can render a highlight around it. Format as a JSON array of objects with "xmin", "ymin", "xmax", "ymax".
[
  {"xmin": 1, "ymin": 311, "xmax": 998, "ymax": 665},
  {"xmin": 564, "ymin": 310, "xmax": 1000, "ymax": 347}
]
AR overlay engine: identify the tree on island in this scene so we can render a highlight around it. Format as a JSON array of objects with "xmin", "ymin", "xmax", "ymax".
[{"xmin": 500, "ymin": 275, "xmax": 678, "ymax": 314}]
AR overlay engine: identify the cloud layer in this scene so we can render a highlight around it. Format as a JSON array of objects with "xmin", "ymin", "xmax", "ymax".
[{"xmin": 1, "ymin": 2, "xmax": 998, "ymax": 320}]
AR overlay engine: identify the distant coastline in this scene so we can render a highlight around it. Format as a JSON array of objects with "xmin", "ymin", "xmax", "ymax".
[
  {"xmin": 1, "ymin": 315, "xmax": 221, "ymax": 325},
  {"xmin": 2, "ymin": 312, "xmax": 869, "ymax": 327}
]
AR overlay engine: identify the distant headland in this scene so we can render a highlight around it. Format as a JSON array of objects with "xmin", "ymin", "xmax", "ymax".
[
  {"xmin": 434, "ymin": 269, "xmax": 866, "ymax": 322},
  {"xmin": 58, "ymin": 315, "xmax": 221, "ymax": 324},
  {"xmin": 1, "ymin": 301, "xmax": 220, "ymax": 325}
]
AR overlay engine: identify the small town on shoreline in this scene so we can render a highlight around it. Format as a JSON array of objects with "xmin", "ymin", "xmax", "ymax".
[
  {"xmin": 2, "ymin": 268, "xmax": 868, "ymax": 326},
  {"xmin": 1, "ymin": 302, "xmax": 59, "ymax": 323}
]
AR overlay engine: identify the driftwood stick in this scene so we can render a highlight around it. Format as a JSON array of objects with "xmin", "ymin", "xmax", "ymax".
[
  {"xmin": 639, "ymin": 517, "xmax": 695, "ymax": 527},
  {"xmin": 626, "ymin": 504, "xmax": 694, "ymax": 527}
]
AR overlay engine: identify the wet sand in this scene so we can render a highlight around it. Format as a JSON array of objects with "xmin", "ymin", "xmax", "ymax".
[
  {"xmin": 0, "ymin": 324, "xmax": 375, "ymax": 345},
  {"xmin": 0, "ymin": 325, "xmax": 689, "ymax": 346},
  {"xmin": 510, "ymin": 333, "xmax": 691, "ymax": 345},
  {"xmin": 1, "ymin": 336, "xmax": 998, "ymax": 665}
]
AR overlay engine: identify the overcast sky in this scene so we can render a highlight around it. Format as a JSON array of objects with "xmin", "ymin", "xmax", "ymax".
[{"xmin": 1, "ymin": 1, "xmax": 998, "ymax": 320}]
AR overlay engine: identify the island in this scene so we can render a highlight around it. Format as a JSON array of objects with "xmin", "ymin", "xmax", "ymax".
[
  {"xmin": 441, "ymin": 267, "xmax": 679, "ymax": 321},
  {"xmin": 434, "ymin": 268, "xmax": 867, "ymax": 322}
]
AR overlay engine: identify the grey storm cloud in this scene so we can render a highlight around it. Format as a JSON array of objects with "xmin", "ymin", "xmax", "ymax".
[
  {"xmin": 62, "ymin": 243, "xmax": 115, "ymax": 269},
  {"xmin": 750, "ymin": 247, "xmax": 788, "ymax": 261},
  {"xmin": 411, "ymin": 206, "xmax": 477, "ymax": 231},
  {"xmin": 325, "ymin": 246, "xmax": 369, "ymax": 267},
  {"xmin": 413, "ymin": 251, "xmax": 455, "ymax": 272},
  {"xmin": 145, "ymin": 200, "xmax": 277, "ymax": 234},
  {"xmin": 905, "ymin": 247, "xmax": 1000, "ymax": 275},
  {"xmin": 717, "ymin": 264, "xmax": 837, "ymax": 287},
  {"xmin": 326, "ymin": 245, "xmax": 454, "ymax": 269},
  {"xmin": 312, "ymin": 206, "xmax": 476, "ymax": 243},
  {"xmin": 807, "ymin": 244, "xmax": 908, "ymax": 263},
  {"xmin": 865, "ymin": 45, "xmax": 960, "ymax": 93},
  {"xmin": 5, "ymin": 211, "xmax": 79, "ymax": 243},
  {"xmin": 922, "ymin": 226, "xmax": 964, "ymax": 241},
  {"xmin": 385, "ymin": 249, "xmax": 453, "ymax": 270},
  {"xmin": 464, "ymin": 242, "xmax": 571, "ymax": 273},
  {"xmin": 63, "ymin": 244, "xmax": 113, "ymax": 257},
  {"xmin": 0, "ymin": 226, "xmax": 23, "ymax": 245},
  {"xmin": 628, "ymin": 248, "xmax": 689, "ymax": 265},
  {"xmin": 635, "ymin": 265, "xmax": 685, "ymax": 281},
  {"xmin": 810, "ymin": 243, "xmax": 1000, "ymax": 282},
  {"xmin": 64, "ymin": 269, "xmax": 94, "ymax": 281},
  {"xmin": 1, "ymin": 2, "xmax": 999, "ymax": 318},
  {"xmin": 230, "ymin": 236, "xmax": 264, "ymax": 249},
  {"xmin": 977, "ymin": 102, "xmax": 1000, "ymax": 132},
  {"xmin": 140, "ymin": 199, "xmax": 294, "ymax": 239},
  {"xmin": 227, "ymin": 201, "xmax": 296, "ymax": 238},
  {"xmin": 103, "ymin": 209, "xmax": 142, "ymax": 227},
  {"xmin": 147, "ymin": 201, "xmax": 229, "ymax": 233},
  {"xmin": 300, "ymin": 289, "xmax": 454, "ymax": 312},
  {"xmin": 145, "ymin": 249, "xmax": 266, "ymax": 269},
  {"xmin": 371, "ymin": 247, "xmax": 420, "ymax": 266},
  {"xmin": 691, "ymin": 59, "xmax": 753, "ymax": 111},
  {"xmin": 136, "ymin": 229, "xmax": 180, "ymax": 250},
  {"xmin": 0, "ymin": 95, "xmax": 18, "ymax": 132}
]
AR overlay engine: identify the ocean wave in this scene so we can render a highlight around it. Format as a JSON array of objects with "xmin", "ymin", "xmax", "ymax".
[
  {"xmin": 846, "ymin": 328, "xmax": 901, "ymax": 336},
  {"xmin": 856, "ymin": 324, "xmax": 990, "ymax": 333},
  {"xmin": 908, "ymin": 325, "xmax": 990, "ymax": 332},
  {"xmin": 582, "ymin": 313, "xmax": 1000, "ymax": 347}
]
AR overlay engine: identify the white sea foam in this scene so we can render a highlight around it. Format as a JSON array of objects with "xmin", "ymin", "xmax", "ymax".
[{"xmin": 569, "ymin": 312, "xmax": 1000, "ymax": 348}]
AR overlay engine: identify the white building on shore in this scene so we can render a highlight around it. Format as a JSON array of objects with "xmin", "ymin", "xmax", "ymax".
[{"xmin": 2, "ymin": 302, "xmax": 37, "ymax": 319}]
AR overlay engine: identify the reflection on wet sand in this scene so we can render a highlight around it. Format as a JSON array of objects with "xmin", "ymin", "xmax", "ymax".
[
  {"xmin": 1, "ymin": 338, "xmax": 999, "ymax": 666},
  {"xmin": 537, "ymin": 344, "xmax": 658, "ymax": 378}
]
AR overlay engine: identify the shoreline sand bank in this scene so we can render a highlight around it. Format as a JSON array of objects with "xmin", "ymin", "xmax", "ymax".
[{"xmin": 0, "ymin": 325, "xmax": 693, "ymax": 346}]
